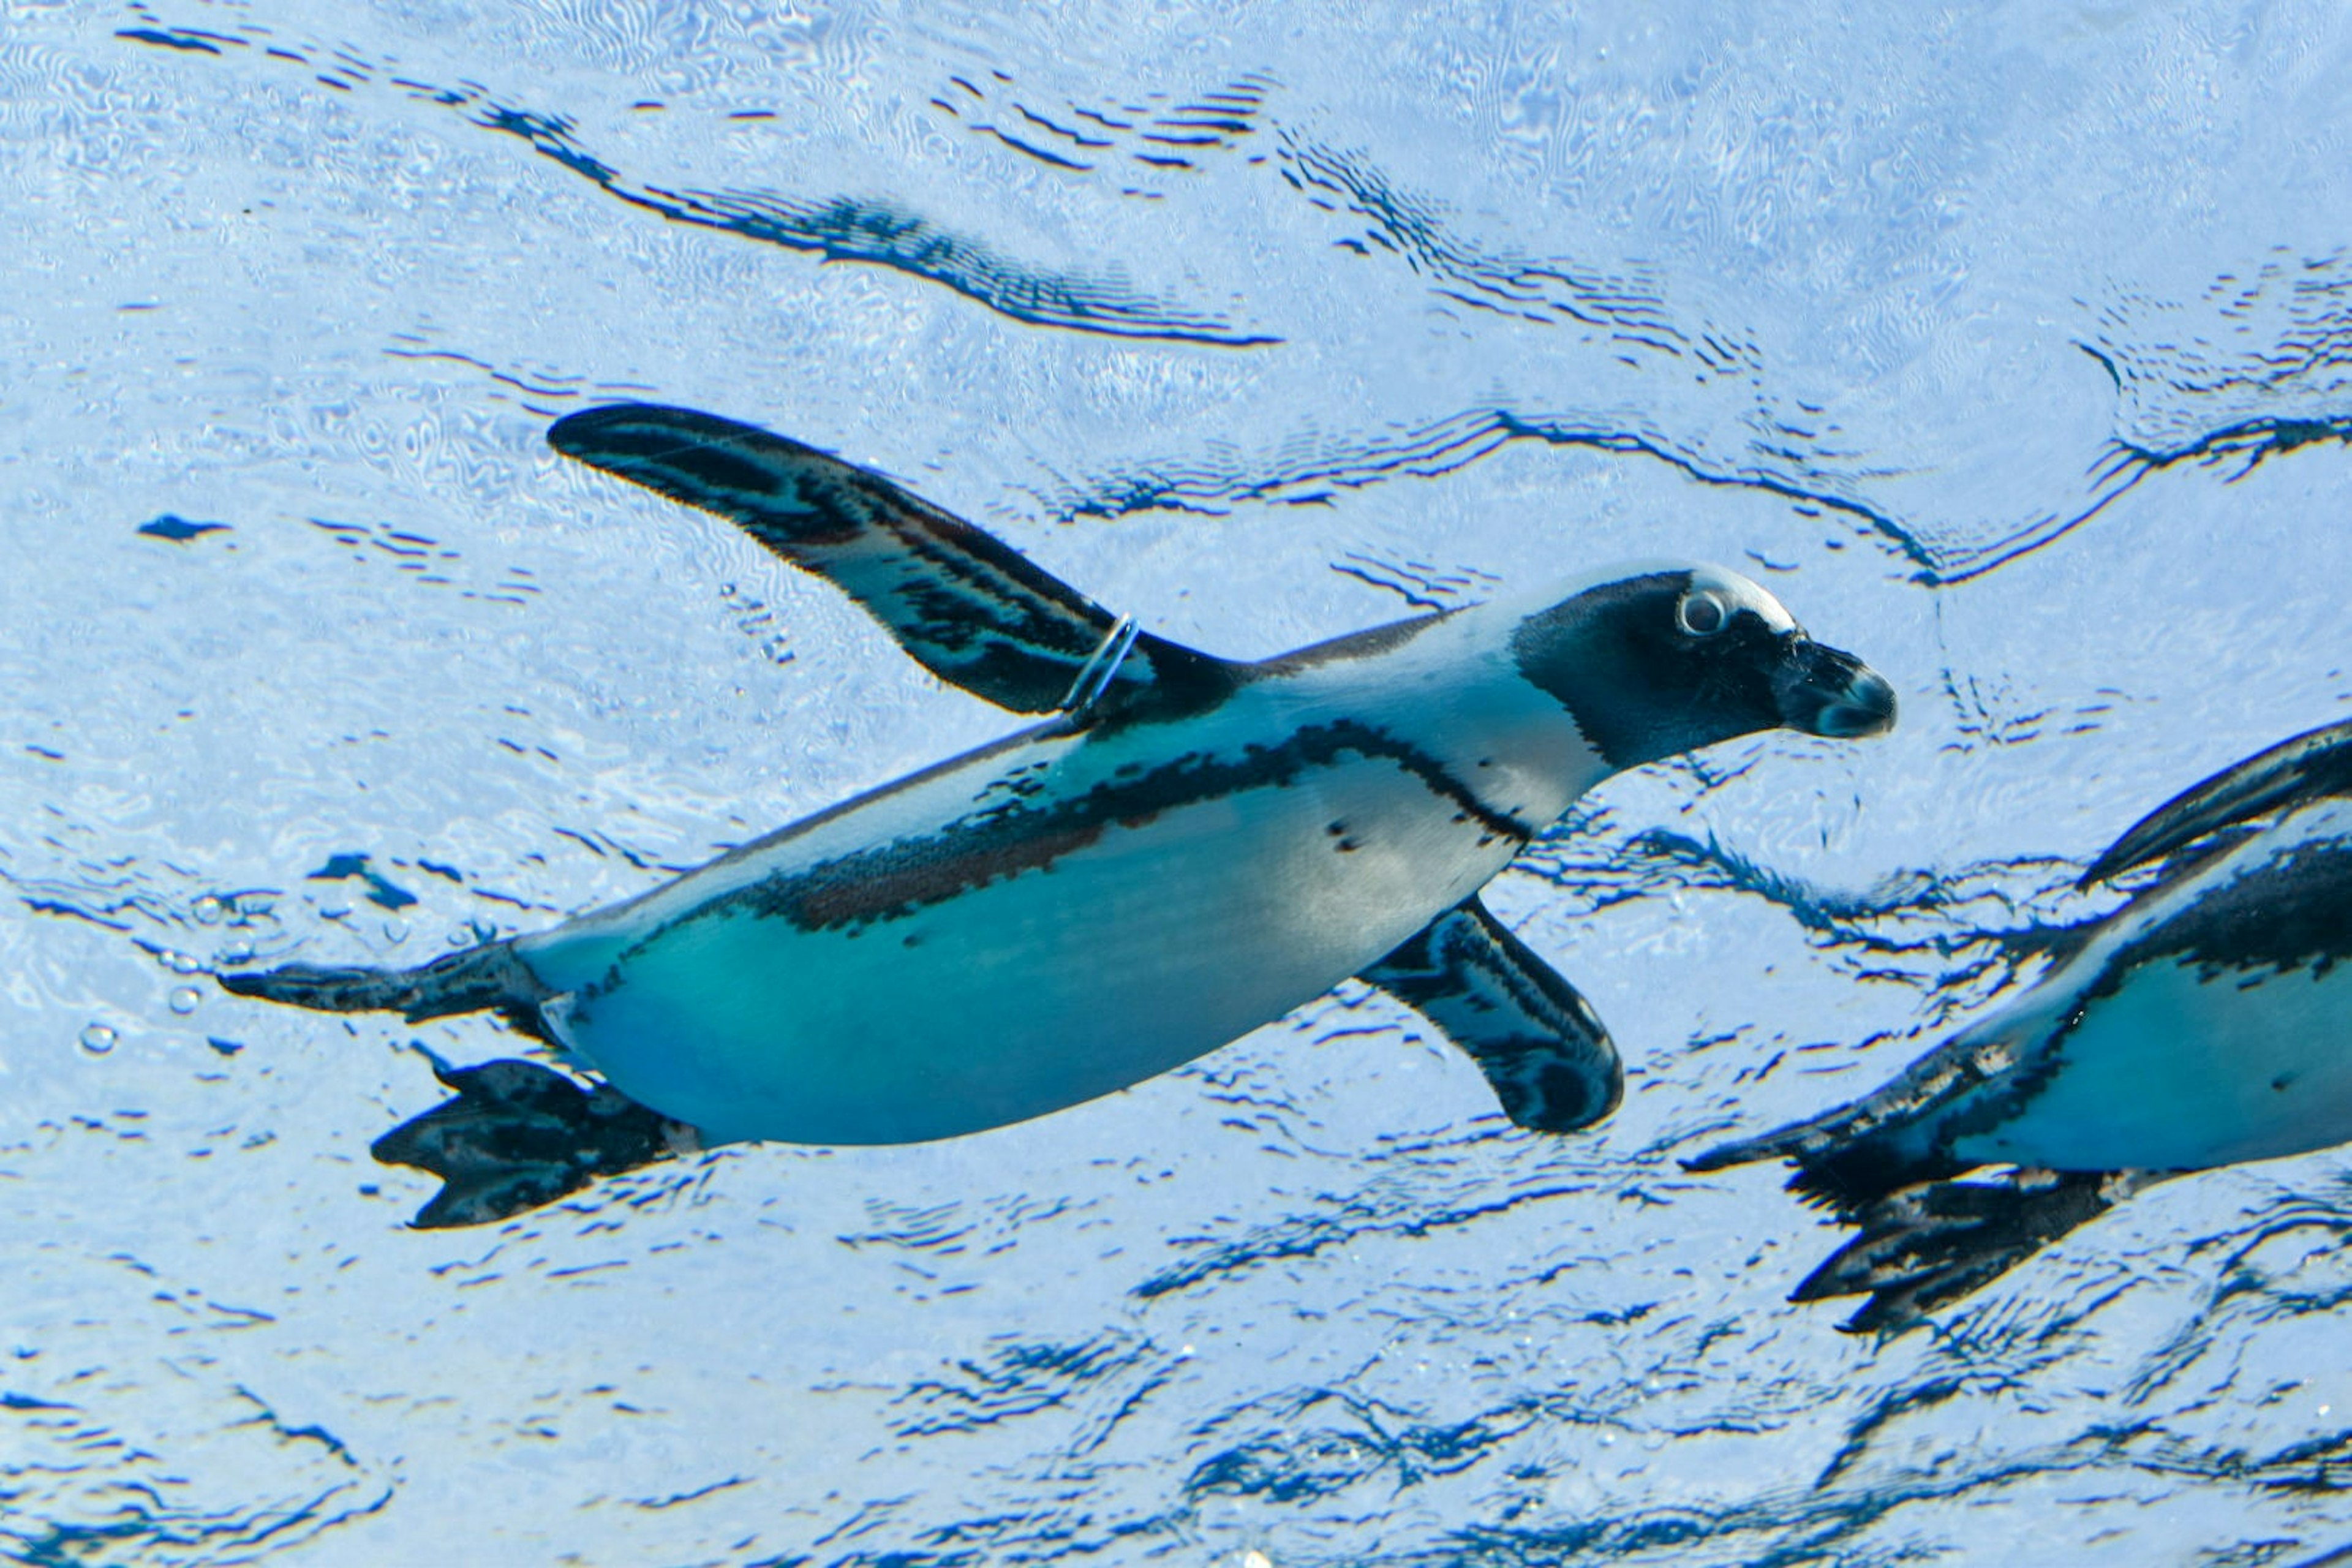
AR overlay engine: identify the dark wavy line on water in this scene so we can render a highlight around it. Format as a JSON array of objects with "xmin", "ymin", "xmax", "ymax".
[
  {"xmin": 112, "ymin": 19, "xmax": 1275, "ymax": 348},
  {"xmin": 2, "ymin": 1383, "xmax": 392, "ymax": 1566},
  {"xmin": 1972, "ymin": 249, "xmax": 2352, "ymax": 582},
  {"xmin": 2120, "ymin": 1178, "xmax": 2352, "ymax": 1411},
  {"xmin": 115, "ymin": 17, "xmax": 2352, "ymax": 592},
  {"xmin": 1510, "ymin": 817, "xmax": 2109, "ymax": 1039},
  {"xmin": 1046, "ymin": 404, "xmax": 1951, "ymax": 578},
  {"xmin": 1055, "ymin": 384, "xmax": 2351, "ymax": 589},
  {"xmin": 1027, "ymin": 273, "xmax": 2350, "ymax": 591},
  {"xmin": 2089, "ymin": 247, "xmax": 2352, "ymax": 429},
  {"xmin": 1278, "ymin": 135, "xmax": 1692, "ymax": 353},
  {"xmin": 1567, "ymin": 826, "xmax": 2090, "ymax": 957},
  {"xmin": 929, "ymin": 66, "xmax": 1275, "ymax": 186},
  {"xmin": 1327, "ymin": 547, "xmax": 1503, "ymax": 611},
  {"xmin": 884, "ymin": 1330, "xmax": 1157, "ymax": 1439},
  {"xmin": 1169, "ymin": 1348, "xmax": 2201, "ymax": 1568},
  {"xmin": 1523, "ymin": 805, "xmax": 2089, "ymax": 937},
  {"xmin": 1420, "ymin": 1443, "xmax": 2125, "ymax": 1568},
  {"xmin": 6, "ymin": 1490, "xmax": 391, "ymax": 1568},
  {"xmin": 930, "ymin": 68, "xmax": 1705, "ymax": 363},
  {"xmin": 1934, "ymin": 357, "xmax": 2352, "ymax": 586},
  {"xmin": 1185, "ymin": 1385, "xmax": 1588, "ymax": 1507},
  {"xmin": 1131, "ymin": 1129, "xmax": 1702, "ymax": 1302},
  {"xmin": 472, "ymin": 104, "xmax": 1277, "ymax": 346},
  {"xmin": 1166, "ymin": 1208, "xmax": 2352, "ymax": 1567},
  {"xmin": 1132, "ymin": 1168, "xmax": 1601, "ymax": 1301}
]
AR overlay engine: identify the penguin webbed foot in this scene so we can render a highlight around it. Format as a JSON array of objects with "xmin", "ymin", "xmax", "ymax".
[
  {"xmin": 372, "ymin": 1058, "xmax": 699, "ymax": 1227},
  {"xmin": 1795, "ymin": 1167, "xmax": 2157, "ymax": 1335}
]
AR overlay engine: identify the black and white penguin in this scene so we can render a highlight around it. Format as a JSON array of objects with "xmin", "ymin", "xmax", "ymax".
[
  {"xmin": 224, "ymin": 404, "xmax": 1897, "ymax": 1226},
  {"xmin": 1690, "ymin": 716, "xmax": 2352, "ymax": 1332}
]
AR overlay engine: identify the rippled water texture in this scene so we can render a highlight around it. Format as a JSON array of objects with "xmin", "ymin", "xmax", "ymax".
[{"xmin": 6, "ymin": 2, "xmax": 2352, "ymax": 1563}]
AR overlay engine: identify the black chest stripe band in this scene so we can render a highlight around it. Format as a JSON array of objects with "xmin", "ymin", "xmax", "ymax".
[{"xmin": 609, "ymin": 718, "xmax": 1537, "ymax": 965}]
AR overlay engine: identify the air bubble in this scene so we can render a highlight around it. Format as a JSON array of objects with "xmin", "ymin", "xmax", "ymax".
[
  {"xmin": 382, "ymin": 918, "xmax": 408, "ymax": 944},
  {"xmin": 192, "ymin": 895, "xmax": 224, "ymax": 924},
  {"xmin": 170, "ymin": 951, "xmax": 203, "ymax": 975},
  {"xmin": 221, "ymin": 938, "xmax": 253, "ymax": 962},
  {"xmin": 169, "ymin": 987, "xmax": 202, "ymax": 1015},
  {"xmin": 79, "ymin": 1023, "xmax": 118, "ymax": 1055}
]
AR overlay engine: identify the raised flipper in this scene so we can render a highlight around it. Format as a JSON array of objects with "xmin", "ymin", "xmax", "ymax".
[
  {"xmin": 2082, "ymin": 716, "xmax": 2352, "ymax": 886},
  {"xmin": 548, "ymin": 403, "xmax": 1237, "ymax": 717},
  {"xmin": 1361, "ymin": 895, "xmax": 1623, "ymax": 1133},
  {"xmin": 1786, "ymin": 1168, "xmax": 2166, "ymax": 1335},
  {"xmin": 372, "ymin": 1057, "xmax": 701, "ymax": 1228}
]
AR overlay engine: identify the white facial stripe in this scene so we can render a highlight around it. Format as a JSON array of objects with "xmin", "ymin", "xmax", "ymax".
[
  {"xmin": 1499, "ymin": 559, "xmax": 1800, "ymax": 633},
  {"xmin": 1686, "ymin": 564, "xmax": 1798, "ymax": 633}
]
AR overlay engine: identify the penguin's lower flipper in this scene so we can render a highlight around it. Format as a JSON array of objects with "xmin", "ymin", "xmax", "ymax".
[
  {"xmin": 1790, "ymin": 1168, "xmax": 2167, "ymax": 1335},
  {"xmin": 372, "ymin": 1058, "xmax": 701, "ymax": 1228},
  {"xmin": 1362, "ymin": 894, "xmax": 1624, "ymax": 1133},
  {"xmin": 2083, "ymin": 715, "xmax": 2352, "ymax": 886}
]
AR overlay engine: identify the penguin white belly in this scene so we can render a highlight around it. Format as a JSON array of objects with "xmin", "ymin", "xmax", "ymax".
[
  {"xmin": 519, "ymin": 743, "xmax": 1515, "ymax": 1145},
  {"xmin": 1954, "ymin": 956, "xmax": 2352, "ymax": 1172}
]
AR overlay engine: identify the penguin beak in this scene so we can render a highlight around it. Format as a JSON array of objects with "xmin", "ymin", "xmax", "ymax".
[{"xmin": 1774, "ymin": 639, "xmax": 1898, "ymax": 739}]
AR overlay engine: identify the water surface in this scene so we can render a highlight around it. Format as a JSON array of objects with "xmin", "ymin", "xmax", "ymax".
[{"xmin": 6, "ymin": 3, "xmax": 2352, "ymax": 1563}]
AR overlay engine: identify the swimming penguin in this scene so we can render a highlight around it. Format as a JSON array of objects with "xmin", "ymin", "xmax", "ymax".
[
  {"xmin": 222, "ymin": 403, "xmax": 1897, "ymax": 1226},
  {"xmin": 1689, "ymin": 715, "xmax": 2352, "ymax": 1333}
]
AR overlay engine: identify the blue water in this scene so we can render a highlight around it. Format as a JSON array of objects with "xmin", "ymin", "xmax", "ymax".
[{"xmin": 6, "ymin": 3, "xmax": 2352, "ymax": 1563}]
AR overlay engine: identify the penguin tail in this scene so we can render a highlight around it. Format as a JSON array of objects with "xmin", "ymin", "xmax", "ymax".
[
  {"xmin": 1791, "ymin": 1167, "xmax": 2163, "ymax": 1335},
  {"xmin": 372, "ymin": 1057, "xmax": 702, "ymax": 1228},
  {"xmin": 1683, "ymin": 1111, "xmax": 1849, "ymax": 1178},
  {"xmin": 1685, "ymin": 1102, "xmax": 1932, "ymax": 1218},
  {"xmin": 218, "ymin": 939, "xmax": 546, "ymax": 1027}
]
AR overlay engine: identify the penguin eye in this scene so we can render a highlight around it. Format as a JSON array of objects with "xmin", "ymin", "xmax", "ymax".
[{"xmin": 1676, "ymin": 589, "xmax": 1730, "ymax": 638}]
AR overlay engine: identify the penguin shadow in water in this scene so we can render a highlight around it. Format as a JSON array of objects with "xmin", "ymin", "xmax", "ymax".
[
  {"xmin": 221, "ymin": 403, "xmax": 1898, "ymax": 1228},
  {"xmin": 1691, "ymin": 717, "xmax": 2352, "ymax": 1333}
]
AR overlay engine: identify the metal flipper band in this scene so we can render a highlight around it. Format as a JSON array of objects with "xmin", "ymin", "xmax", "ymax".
[{"xmin": 1058, "ymin": 615, "xmax": 1140, "ymax": 718}]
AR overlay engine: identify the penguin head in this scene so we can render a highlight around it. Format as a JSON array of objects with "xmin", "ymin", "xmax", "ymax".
[{"xmin": 1510, "ymin": 564, "xmax": 1896, "ymax": 771}]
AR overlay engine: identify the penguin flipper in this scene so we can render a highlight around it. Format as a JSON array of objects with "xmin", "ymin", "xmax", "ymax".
[
  {"xmin": 1361, "ymin": 895, "xmax": 1624, "ymax": 1133},
  {"xmin": 1790, "ymin": 1168, "xmax": 2165, "ymax": 1335},
  {"xmin": 372, "ymin": 1058, "xmax": 701, "ymax": 1228},
  {"xmin": 548, "ymin": 403, "xmax": 1237, "ymax": 716},
  {"xmin": 2083, "ymin": 716, "xmax": 2352, "ymax": 886}
]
